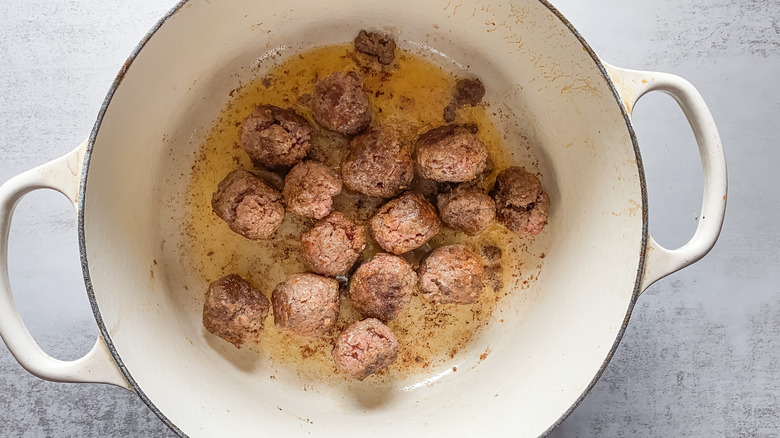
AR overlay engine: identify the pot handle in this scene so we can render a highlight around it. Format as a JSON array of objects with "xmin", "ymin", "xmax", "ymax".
[
  {"xmin": 0, "ymin": 141, "xmax": 129, "ymax": 389},
  {"xmin": 604, "ymin": 63, "xmax": 727, "ymax": 293}
]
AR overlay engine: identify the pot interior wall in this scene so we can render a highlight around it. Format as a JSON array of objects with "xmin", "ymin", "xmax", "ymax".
[{"xmin": 82, "ymin": 0, "xmax": 644, "ymax": 436}]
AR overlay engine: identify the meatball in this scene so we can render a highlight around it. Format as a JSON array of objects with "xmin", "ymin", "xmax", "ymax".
[
  {"xmin": 418, "ymin": 244, "xmax": 485, "ymax": 305},
  {"xmin": 454, "ymin": 78, "xmax": 486, "ymax": 107},
  {"xmin": 341, "ymin": 127, "xmax": 414, "ymax": 198},
  {"xmin": 311, "ymin": 72, "xmax": 372, "ymax": 135},
  {"xmin": 271, "ymin": 273, "xmax": 340, "ymax": 337},
  {"xmin": 349, "ymin": 253, "xmax": 416, "ymax": 322},
  {"xmin": 282, "ymin": 161, "xmax": 342, "ymax": 219},
  {"xmin": 415, "ymin": 125, "xmax": 489, "ymax": 182},
  {"xmin": 211, "ymin": 169, "xmax": 285, "ymax": 240},
  {"xmin": 437, "ymin": 183, "xmax": 496, "ymax": 235},
  {"xmin": 332, "ymin": 318, "xmax": 400, "ymax": 380},
  {"xmin": 491, "ymin": 166, "xmax": 551, "ymax": 237},
  {"xmin": 370, "ymin": 191, "xmax": 441, "ymax": 254},
  {"xmin": 443, "ymin": 78, "xmax": 486, "ymax": 122},
  {"xmin": 354, "ymin": 30, "xmax": 396, "ymax": 65},
  {"xmin": 202, "ymin": 274, "xmax": 270, "ymax": 348},
  {"xmin": 300, "ymin": 212, "xmax": 366, "ymax": 277},
  {"xmin": 240, "ymin": 105, "xmax": 312, "ymax": 169}
]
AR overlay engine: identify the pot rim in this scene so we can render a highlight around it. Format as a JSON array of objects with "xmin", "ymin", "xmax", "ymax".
[{"xmin": 77, "ymin": 1, "xmax": 648, "ymax": 436}]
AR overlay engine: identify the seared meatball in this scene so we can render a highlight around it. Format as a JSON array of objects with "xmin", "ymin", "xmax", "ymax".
[
  {"xmin": 282, "ymin": 161, "xmax": 342, "ymax": 219},
  {"xmin": 415, "ymin": 125, "xmax": 489, "ymax": 182},
  {"xmin": 341, "ymin": 127, "xmax": 414, "ymax": 198},
  {"xmin": 443, "ymin": 78, "xmax": 486, "ymax": 122},
  {"xmin": 418, "ymin": 244, "xmax": 485, "ymax": 305},
  {"xmin": 454, "ymin": 78, "xmax": 486, "ymax": 107},
  {"xmin": 354, "ymin": 30, "xmax": 396, "ymax": 65},
  {"xmin": 349, "ymin": 253, "xmax": 416, "ymax": 322},
  {"xmin": 300, "ymin": 212, "xmax": 366, "ymax": 277},
  {"xmin": 240, "ymin": 105, "xmax": 312, "ymax": 169},
  {"xmin": 211, "ymin": 169, "xmax": 285, "ymax": 240},
  {"xmin": 271, "ymin": 273, "xmax": 340, "ymax": 337},
  {"xmin": 437, "ymin": 183, "xmax": 496, "ymax": 235},
  {"xmin": 332, "ymin": 318, "xmax": 399, "ymax": 380},
  {"xmin": 370, "ymin": 192, "xmax": 441, "ymax": 254},
  {"xmin": 491, "ymin": 166, "xmax": 550, "ymax": 237},
  {"xmin": 312, "ymin": 72, "xmax": 372, "ymax": 135},
  {"xmin": 202, "ymin": 274, "xmax": 270, "ymax": 348}
]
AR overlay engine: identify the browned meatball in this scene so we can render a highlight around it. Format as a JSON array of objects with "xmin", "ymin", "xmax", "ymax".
[
  {"xmin": 415, "ymin": 125, "xmax": 489, "ymax": 182},
  {"xmin": 240, "ymin": 105, "xmax": 312, "ymax": 169},
  {"xmin": 282, "ymin": 161, "xmax": 342, "ymax": 219},
  {"xmin": 332, "ymin": 318, "xmax": 399, "ymax": 380},
  {"xmin": 437, "ymin": 183, "xmax": 496, "ymax": 235},
  {"xmin": 491, "ymin": 166, "xmax": 551, "ymax": 237},
  {"xmin": 271, "ymin": 273, "xmax": 340, "ymax": 337},
  {"xmin": 370, "ymin": 192, "xmax": 441, "ymax": 254},
  {"xmin": 300, "ymin": 212, "xmax": 366, "ymax": 277},
  {"xmin": 349, "ymin": 253, "xmax": 416, "ymax": 322},
  {"xmin": 444, "ymin": 79, "xmax": 486, "ymax": 122},
  {"xmin": 354, "ymin": 30, "xmax": 396, "ymax": 65},
  {"xmin": 454, "ymin": 78, "xmax": 486, "ymax": 107},
  {"xmin": 418, "ymin": 245, "xmax": 485, "ymax": 305},
  {"xmin": 312, "ymin": 72, "xmax": 372, "ymax": 135},
  {"xmin": 211, "ymin": 169, "xmax": 285, "ymax": 240},
  {"xmin": 341, "ymin": 127, "xmax": 414, "ymax": 198},
  {"xmin": 202, "ymin": 274, "xmax": 270, "ymax": 348}
]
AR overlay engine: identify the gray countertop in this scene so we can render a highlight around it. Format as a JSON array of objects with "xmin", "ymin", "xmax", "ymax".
[{"xmin": 1, "ymin": 1, "xmax": 777, "ymax": 436}]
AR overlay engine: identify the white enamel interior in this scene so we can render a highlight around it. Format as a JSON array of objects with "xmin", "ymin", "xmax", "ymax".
[{"xmin": 81, "ymin": 0, "xmax": 644, "ymax": 436}]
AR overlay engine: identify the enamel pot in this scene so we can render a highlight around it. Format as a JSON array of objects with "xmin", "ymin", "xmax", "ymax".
[{"xmin": 0, "ymin": 0, "xmax": 727, "ymax": 436}]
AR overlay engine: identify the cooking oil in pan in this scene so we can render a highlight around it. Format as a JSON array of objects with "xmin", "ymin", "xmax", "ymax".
[{"xmin": 182, "ymin": 43, "xmax": 544, "ymax": 382}]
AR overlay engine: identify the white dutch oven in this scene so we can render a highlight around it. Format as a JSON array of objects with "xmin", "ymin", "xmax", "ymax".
[{"xmin": 0, "ymin": 0, "xmax": 726, "ymax": 436}]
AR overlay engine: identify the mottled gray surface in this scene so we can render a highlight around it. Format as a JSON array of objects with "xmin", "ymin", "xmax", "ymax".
[{"xmin": 0, "ymin": 0, "xmax": 777, "ymax": 437}]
